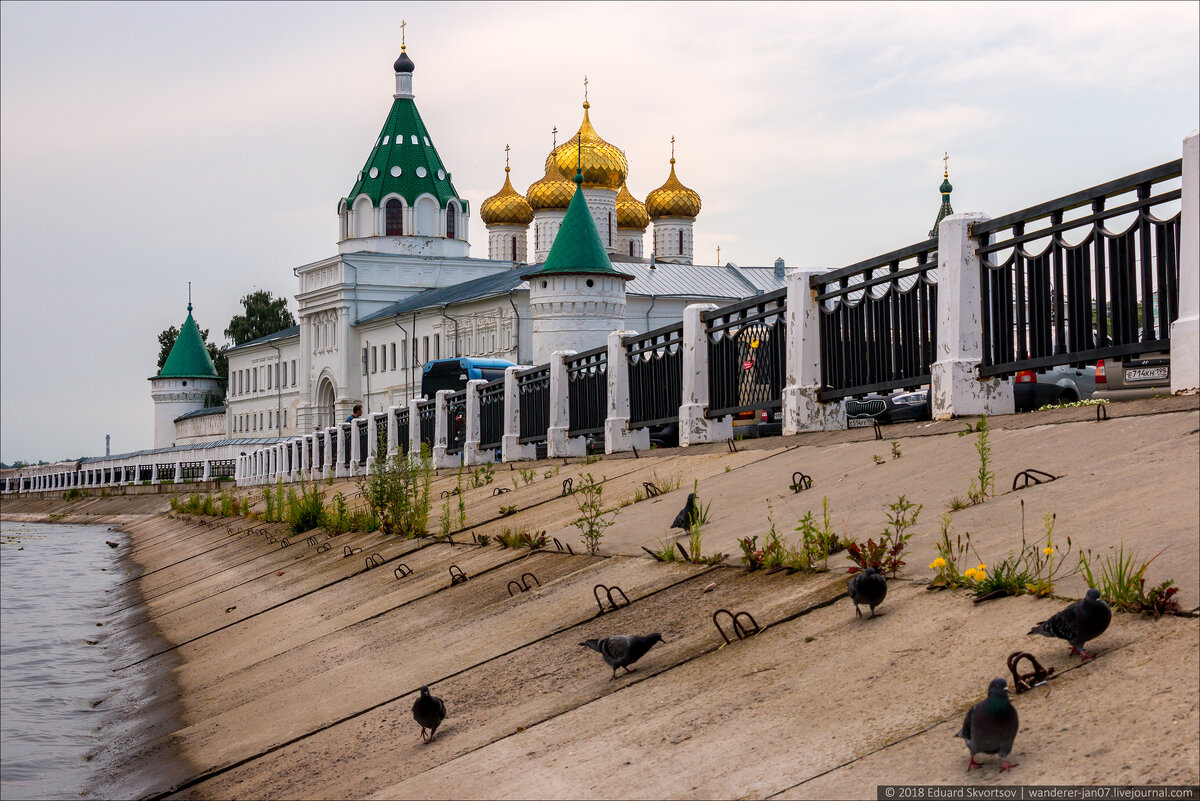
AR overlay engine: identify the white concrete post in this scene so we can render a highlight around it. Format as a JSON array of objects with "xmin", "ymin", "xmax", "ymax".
[
  {"xmin": 173, "ymin": 459, "xmax": 182, "ymax": 484},
  {"xmin": 408, "ymin": 399, "xmax": 422, "ymax": 457},
  {"xmin": 365, "ymin": 415, "xmax": 378, "ymax": 475},
  {"xmin": 501, "ymin": 365, "xmax": 536, "ymax": 462},
  {"xmin": 300, "ymin": 436, "xmax": 310, "ymax": 479},
  {"xmin": 679, "ymin": 304, "xmax": 734, "ymax": 445},
  {"xmin": 151, "ymin": 462, "xmax": 159, "ymax": 485},
  {"xmin": 432, "ymin": 389, "xmax": 460, "ymax": 469},
  {"xmin": 322, "ymin": 428, "xmax": 334, "ymax": 481},
  {"xmin": 782, "ymin": 269, "xmax": 848, "ymax": 433},
  {"xmin": 463, "ymin": 379, "xmax": 495, "ymax": 466},
  {"xmin": 386, "ymin": 405, "xmax": 400, "ymax": 459},
  {"xmin": 202, "ymin": 460, "xmax": 211, "ymax": 483},
  {"xmin": 1172, "ymin": 130, "xmax": 1199, "ymax": 394},
  {"xmin": 336, "ymin": 424, "xmax": 350, "ymax": 478},
  {"xmin": 931, "ymin": 212, "xmax": 1015, "ymax": 419},
  {"xmin": 350, "ymin": 419, "xmax": 362, "ymax": 477},
  {"xmin": 547, "ymin": 350, "xmax": 586, "ymax": 458},
  {"xmin": 604, "ymin": 330, "xmax": 650, "ymax": 454}
]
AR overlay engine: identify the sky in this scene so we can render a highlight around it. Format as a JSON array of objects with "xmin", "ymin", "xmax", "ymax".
[{"xmin": 1, "ymin": 1, "xmax": 1197, "ymax": 463}]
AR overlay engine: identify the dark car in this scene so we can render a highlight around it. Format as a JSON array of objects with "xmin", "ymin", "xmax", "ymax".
[{"xmin": 845, "ymin": 387, "xmax": 931, "ymax": 428}]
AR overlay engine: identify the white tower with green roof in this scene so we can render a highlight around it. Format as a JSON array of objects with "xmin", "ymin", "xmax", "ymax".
[
  {"xmin": 522, "ymin": 166, "xmax": 632, "ymax": 364},
  {"xmin": 337, "ymin": 40, "xmax": 470, "ymax": 258},
  {"xmin": 149, "ymin": 302, "xmax": 221, "ymax": 449}
]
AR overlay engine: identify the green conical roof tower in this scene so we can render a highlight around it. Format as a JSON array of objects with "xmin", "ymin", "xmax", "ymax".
[
  {"xmin": 158, "ymin": 303, "xmax": 218, "ymax": 379},
  {"xmin": 928, "ymin": 152, "xmax": 954, "ymax": 238},
  {"xmin": 340, "ymin": 43, "xmax": 465, "ymax": 214},
  {"xmin": 522, "ymin": 167, "xmax": 633, "ymax": 281}
]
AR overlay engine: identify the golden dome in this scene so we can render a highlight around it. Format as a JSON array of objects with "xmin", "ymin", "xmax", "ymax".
[
  {"xmin": 526, "ymin": 155, "xmax": 575, "ymax": 211},
  {"xmin": 645, "ymin": 157, "xmax": 701, "ymax": 219},
  {"xmin": 480, "ymin": 167, "xmax": 533, "ymax": 226},
  {"xmin": 553, "ymin": 102, "xmax": 628, "ymax": 191},
  {"xmin": 615, "ymin": 182, "xmax": 649, "ymax": 230}
]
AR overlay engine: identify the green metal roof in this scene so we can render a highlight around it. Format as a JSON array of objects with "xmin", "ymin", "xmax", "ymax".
[
  {"xmin": 342, "ymin": 96, "xmax": 466, "ymax": 213},
  {"xmin": 522, "ymin": 174, "xmax": 631, "ymax": 280},
  {"xmin": 159, "ymin": 305, "xmax": 218, "ymax": 378},
  {"xmin": 928, "ymin": 174, "xmax": 954, "ymax": 238}
]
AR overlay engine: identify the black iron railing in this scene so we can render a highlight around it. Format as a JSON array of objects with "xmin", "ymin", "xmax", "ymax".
[
  {"xmin": 327, "ymin": 430, "xmax": 337, "ymax": 468},
  {"xmin": 139, "ymin": 465, "xmax": 153, "ymax": 482},
  {"xmin": 626, "ymin": 322, "xmax": 683, "ymax": 427},
  {"xmin": 156, "ymin": 464, "xmax": 175, "ymax": 482},
  {"xmin": 357, "ymin": 418, "xmax": 369, "ymax": 465},
  {"xmin": 447, "ymin": 390, "xmax": 467, "ymax": 454},
  {"xmin": 341, "ymin": 424, "xmax": 352, "ymax": 468},
  {"xmin": 417, "ymin": 400, "xmax": 436, "ymax": 449},
  {"xmin": 318, "ymin": 433, "xmax": 327, "ymax": 467},
  {"xmin": 567, "ymin": 346, "xmax": 608, "ymax": 436},
  {"xmin": 518, "ymin": 365, "xmax": 550, "ymax": 444},
  {"xmin": 813, "ymin": 239, "xmax": 939, "ymax": 401},
  {"xmin": 394, "ymin": 407, "xmax": 410, "ymax": 455},
  {"xmin": 705, "ymin": 289, "xmax": 786, "ymax": 417},
  {"xmin": 975, "ymin": 160, "xmax": 1182, "ymax": 377},
  {"xmin": 479, "ymin": 378, "xmax": 505, "ymax": 450},
  {"xmin": 210, "ymin": 459, "xmax": 236, "ymax": 478}
]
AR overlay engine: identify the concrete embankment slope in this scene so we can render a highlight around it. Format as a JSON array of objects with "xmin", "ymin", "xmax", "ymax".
[{"xmin": 12, "ymin": 397, "xmax": 1199, "ymax": 798}]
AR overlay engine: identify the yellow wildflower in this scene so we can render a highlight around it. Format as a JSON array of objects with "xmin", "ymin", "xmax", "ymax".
[
  {"xmin": 976, "ymin": 563, "xmax": 987, "ymax": 573},
  {"xmin": 1025, "ymin": 583, "xmax": 1036, "ymax": 593},
  {"xmin": 930, "ymin": 557, "xmax": 947, "ymax": 570},
  {"xmin": 1043, "ymin": 546, "xmax": 1055, "ymax": 556}
]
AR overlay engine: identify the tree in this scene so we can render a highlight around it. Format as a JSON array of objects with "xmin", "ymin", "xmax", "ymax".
[
  {"xmin": 156, "ymin": 325, "xmax": 228, "ymax": 396},
  {"xmin": 225, "ymin": 290, "xmax": 296, "ymax": 347}
]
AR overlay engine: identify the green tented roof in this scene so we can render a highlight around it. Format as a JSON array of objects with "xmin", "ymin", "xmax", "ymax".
[
  {"xmin": 928, "ymin": 176, "xmax": 954, "ymax": 238},
  {"xmin": 342, "ymin": 96, "xmax": 466, "ymax": 213},
  {"xmin": 523, "ymin": 177, "xmax": 631, "ymax": 280},
  {"xmin": 159, "ymin": 305, "xmax": 218, "ymax": 378}
]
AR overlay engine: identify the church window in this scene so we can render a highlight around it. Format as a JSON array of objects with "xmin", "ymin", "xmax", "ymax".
[
  {"xmin": 268, "ymin": 410, "xmax": 272, "ymax": 429},
  {"xmin": 535, "ymin": 226, "xmax": 539, "ymax": 251},
  {"xmin": 446, "ymin": 205, "xmax": 456, "ymax": 239},
  {"xmin": 629, "ymin": 241, "xmax": 634, "ymax": 257},
  {"xmin": 433, "ymin": 334, "xmax": 440, "ymax": 359},
  {"xmin": 385, "ymin": 199, "xmax": 403, "ymax": 236},
  {"xmin": 422, "ymin": 337, "xmax": 429, "ymax": 364},
  {"xmin": 281, "ymin": 362, "xmax": 286, "ymax": 386},
  {"xmin": 390, "ymin": 343, "xmax": 396, "ymax": 370},
  {"xmin": 253, "ymin": 371, "xmax": 258, "ymax": 392},
  {"xmin": 401, "ymin": 339, "xmax": 408, "ymax": 369},
  {"xmin": 511, "ymin": 236, "xmax": 517, "ymax": 261},
  {"xmin": 361, "ymin": 348, "xmax": 368, "ymax": 376},
  {"xmin": 283, "ymin": 410, "xmax": 287, "ymax": 428},
  {"xmin": 252, "ymin": 415, "xmax": 257, "ymax": 431},
  {"xmin": 291, "ymin": 360, "xmax": 297, "ymax": 386},
  {"xmin": 267, "ymin": 367, "xmax": 272, "ymax": 390},
  {"xmin": 608, "ymin": 212, "xmax": 612, "ymax": 244},
  {"xmin": 371, "ymin": 346, "xmax": 378, "ymax": 373},
  {"xmin": 679, "ymin": 230, "xmax": 684, "ymax": 254}
]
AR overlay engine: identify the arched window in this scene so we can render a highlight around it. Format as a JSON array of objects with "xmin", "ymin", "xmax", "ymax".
[
  {"xmin": 678, "ymin": 230, "xmax": 684, "ymax": 254},
  {"xmin": 511, "ymin": 235, "xmax": 517, "ymax": 261},
  {"xmin": 535, "ymin": 225, "xmax": 539, "ymax": 251},
  {"xmin": 446, "ymin": 204, "xmax": 456, "ymax": 239},
  {"xmin": 629, "ymin": 241, "xmax": 634, "ymax": 257},
  {"xmin": 385, "ymin": 199, "xmax": 403, "ymax": 236},
  {"xmin": 608, "ymin": 212, "xmax": 613, "ymax": 244}
]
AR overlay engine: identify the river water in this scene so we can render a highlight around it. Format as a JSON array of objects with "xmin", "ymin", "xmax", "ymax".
[{"xmin": 0, "ymin": 520, "xmax": 171, "ymax": 800}]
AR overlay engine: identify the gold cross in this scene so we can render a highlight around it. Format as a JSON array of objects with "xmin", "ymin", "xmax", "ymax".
[
  {"xmin": 671, "ymin": 136, "xmax": 676, "ymax": 159},
  {"xmin": 943, "ymin": 151, "xmax": 949, "ymax": 177},
  {"xmin": 716, "ymin": 245, "xmax": 721, "ymax": 265},
  {"xmin": 583, "ymin": 75, "xmax": 588, "ymax": 102},
  {"xmin": 505, "ymin": 143, "xmax": 510, "ymax": 169},
  {"xmin": 401, "ymin": 20, "xmax": 406, "ymax": 51},
  {"xmin": 552, "ymin": 126, "xmax": 557, "ymax": 148}
]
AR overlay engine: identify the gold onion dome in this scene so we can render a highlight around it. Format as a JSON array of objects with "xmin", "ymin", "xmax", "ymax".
[
  {"xmin": 481, "ymin": 166, "xmax": 533, "ymax": 226},
  {"xmin": 615, "ymin": 182, "xmax": 649, "ymax": 230},
  {"xmin": 526, "ymin": 155, "xmax": 575, "ymax": 211},
  {"xmin": 553, "ymin": 102, "xmax": 628, "ymax": 191},
  {"xmin": 645, "ymin": 157, "xmax": 701, "ymax": 219}
]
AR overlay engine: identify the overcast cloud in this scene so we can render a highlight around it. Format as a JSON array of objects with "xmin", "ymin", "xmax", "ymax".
[{"xmin": 1, "ymin": 1, "xmax": 1197, "ymax": 463}]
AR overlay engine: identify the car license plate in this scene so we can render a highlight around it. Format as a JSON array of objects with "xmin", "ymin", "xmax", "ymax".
[
  {"xmin": 847, "ymin": 417, "xmax": 875, "ymax": 428},
  {"xmin": 772, "ymin": 411, "xmax": 781, "ymax": 421},
  {"xmin": 1126, "ymin": 366, "xmax": 1168, "ymax": 382}
]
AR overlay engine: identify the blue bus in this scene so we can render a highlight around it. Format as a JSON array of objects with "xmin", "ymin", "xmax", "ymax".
[{"xmin": 420, "ymin": 357, "xmax": 517, "ymax": 399}]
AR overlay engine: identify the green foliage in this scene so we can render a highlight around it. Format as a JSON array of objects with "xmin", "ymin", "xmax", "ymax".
[
  {"xmin": 682, "ymin": 480, "xmax": 722, "ymax": 564},
  {"xmin": 324, "ymin": 492, "xmax": 351, "ymax": 535},
  {"xmin": 572, "ymin": 473, "xmax": 615, "ymax": 556},
  {"xmin": 201, "ymin": 495, "xmax": 216, "ymax": 516},
  {"xmin": 584, "ymin": 454, "xmax": 602, "ymax": 465},
  {"xmin": 240, "ymin": 497, "xmax": 250, "ymax": 516},
  {"xmin": 1037, "ymin": 397, "xmax": 1110, "ymax": 412},
  {"xmin": 456, "ymin": 471, "xmax": 467, "ymax": 531},
  {"xmin": 357, "ymin": 443, "xmax": 433, "ymax": 538},
  {"xmin": 846, "ymin": 495, "xmax": 921, "ymax": 577},
  {"xmin": 872, "ymin": 454, "xmax": 885, "ymax": 465},
  {"xmin": 499, "ymin": 505, "xmax": 517, "ymax": 517},
  {"xmin": 542, "ymin": 465, "xmax": 560, "ymax": 480},
  {"xmin": 218, "ymin": 489, "xmax": 236, "ymax": 517},
  {"xmin": 223, "ymin": 289, "xmax": 296, "ymax": 347},
  {"xmin": 169, "ymin": 495, "xmax": 180, "ymax": 512},
  {"xmin": 647, "ymin": 535, "xmax": 680, "ymax": 562},
  {"xmin": 475, "ymin": 533, "xmax": 491, "ymax": 546},
  {"xmin": 287, "ymin": 478, "xmax": 325, "ymax": 533},
  {"xmin": 792, "ymin": 496, "xmax": 840, "ymax": 571},
  {"xmin": 62, "ymin": 488, "xmax": 86, "ymax": 502},
  {"xmin": 957, "ymin": 414, "xmax": 994, "ymax": 505},
  {"xmin": 890, "ymin": 441, "xmax": 902, "ymax": 460},
  {"xmin": 497, "ymin": 526, "xmax": 546, "ymax": 550},
  {"xmin": 1079, "ymin": 545, "xmax": 1180, "ymax": 616},
  {"xmin": 518, "ymin": 466, "xmax": 537, "ymax": 485},
  {"xmin": 439, "ymin": 486, "xmax": 454, "ymax": 540},
  {"xmin": 349, "ymin": 507, "xmax": 379, "ymax": 533},
  {"xmin": 469, "ymin": 463, "xmax": 495, "ymax": 488},
  {"xmin": 263, "ymin": 487, "xmax": 275, "ymax": 522}
]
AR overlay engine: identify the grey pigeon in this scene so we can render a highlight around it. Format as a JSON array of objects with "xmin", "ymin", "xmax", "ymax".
[
  {"xmin": 412, "ymin": 685, "xmax": 446, "ymax": 743},
  {"xmin": 847, "ymin": 567, "xmax": 887, "ymax": 618},
  {"xmin": 957, "ymin": 678, "xmax": 1019, "ymax": 772},
  {"xmin": 581, "ymin": 633, "xmax": 664, "ymax": 680},
  {"xmin": 1028, "ymin": 588, "xmax": 1111, "ymax": 659},
  {"xmin": 671, "ymin": 494, "xmax": 695, "ymax": 531}
]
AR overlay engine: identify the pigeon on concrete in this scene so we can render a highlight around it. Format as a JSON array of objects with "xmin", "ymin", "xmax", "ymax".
[
  {"xmin": 671, "ymin": 494, "xmax": 695, "ymax": 531},
  {"xmin": 847, "ymin": 566, "xmax": 887, "ymax": 618},
  {"xmin": 105, "ymin": 541, "xmax": 119, "ymax": 548},
  {"xmin": 581, "ymin": 633, "xmax": 664, "ymax": 680},
  {"xmin": 412, "ymin": 685, "xmax": 446, "ymax": 743},
  {"xmin": 957, "ymin": 678, "xmax": 1019, "ymax": 771},
  {"xmin": 1028, "ymin": 588, "xmax": 1111, "ymax": 659}
]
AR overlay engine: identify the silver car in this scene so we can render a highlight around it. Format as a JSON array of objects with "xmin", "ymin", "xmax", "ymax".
[{"xmin": 1093, "ymin": 352, "xmax": 1170, "ymax": 401}]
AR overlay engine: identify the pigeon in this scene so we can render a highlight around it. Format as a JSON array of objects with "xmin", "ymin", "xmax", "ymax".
[
  {"xmin": 957, "ymin": 678, "xmax": 1019, "ymax": 772},
  {"xmin": 105, "ymin": 541, "xmax": 119, "ymax": 548},
  {"xmin": 580, "ymin": 633, "xmax": 664, "ymax": 680},
  {"xmin": 671, "ymin": 494, "xmax": 695, "ymax": 531},
  {"xmin": 847, "ymin": 566, "xmax": 887, "ymax": 618},
  {"xmin": 1028, "ymin": 588, "xmax": 1111, "ymax": 659},
  {"xmin": 412, "ymin": 685, "xmax": 446, "ymax": 743}
]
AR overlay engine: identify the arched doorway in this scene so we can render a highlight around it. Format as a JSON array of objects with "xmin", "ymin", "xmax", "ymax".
[{"xmin": 316, "ymin": 377, "xmax": 336, "ymax": 430}]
